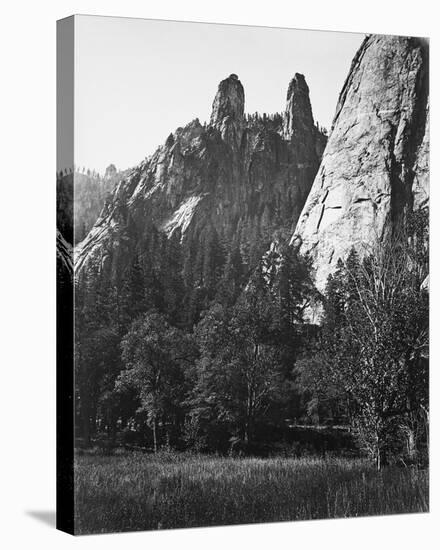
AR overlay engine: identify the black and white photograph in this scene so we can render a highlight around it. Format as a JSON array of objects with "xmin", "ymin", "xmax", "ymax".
[
  {"xmin": 3, "ymin": 1, "xmax": 440, "ymax": 548},
  {"xmin": 55, "ymin": 15, "xmax": 430, "ymax": 535}
]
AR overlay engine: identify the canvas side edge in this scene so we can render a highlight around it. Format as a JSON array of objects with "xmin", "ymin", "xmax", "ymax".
[{"xmin": 56, "ymin": 14, "xmax": 75, "ymax": 536}]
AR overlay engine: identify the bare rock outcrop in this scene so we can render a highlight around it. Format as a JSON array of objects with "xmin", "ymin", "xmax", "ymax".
[
  {"xmin": 210, "ymin": 73, "xmax": 245, "ymax": 149},
  {"xmin": 292, "ymin": 35, "xmax": 429, "ymax": 293},
  {"xmin": 283, "ymin": 73, "xmax": 315, "ymax": 143}
]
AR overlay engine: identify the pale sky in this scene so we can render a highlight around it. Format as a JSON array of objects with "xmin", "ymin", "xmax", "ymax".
[{"xmin": 74, "ymin": 15, "xmax": 364, "ymax": 174}]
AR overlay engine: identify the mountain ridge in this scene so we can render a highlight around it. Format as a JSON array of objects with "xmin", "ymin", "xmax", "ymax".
[{"xmin": 75, "ymin": 73, "xmax": 326, "ymax": 282}]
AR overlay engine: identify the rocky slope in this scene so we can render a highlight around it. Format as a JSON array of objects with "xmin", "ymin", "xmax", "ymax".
[
  {"xmin": 292, "ymin": 35, "xmax": 429, "ymax": 293},
  {"xmin": 75, "ymin": 73, "xmax": 326, "ymax": 279},
  {"xmin": 57, "ymin": 228, "xmax": 73, "ymax": 278},
  {"xmin": 57, "ymin": 165, "xmax": 127, "ymax": 246}
]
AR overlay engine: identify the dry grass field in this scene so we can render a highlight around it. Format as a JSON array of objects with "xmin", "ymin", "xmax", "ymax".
[{"xmin": 74, "ymin": 452, "xmax": 428, "ymax": 534}]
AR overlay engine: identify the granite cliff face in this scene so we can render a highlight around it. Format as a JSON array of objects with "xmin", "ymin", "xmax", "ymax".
[
  {"xmin": 75, "ymin": 74, "xmax": 326, "ymax": 279},
  {"xmin": 292, "ymin": 35, "xmax": 429, "ymax": 293},
  {"xmin": 210, "ymin": 73, "xmax": 245, "ymax": 149}
]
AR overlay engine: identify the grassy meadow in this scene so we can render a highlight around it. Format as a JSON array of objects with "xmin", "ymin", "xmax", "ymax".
[{"xmin": 74, "ymin": 452, "xmax": 428, "ymax": 534}]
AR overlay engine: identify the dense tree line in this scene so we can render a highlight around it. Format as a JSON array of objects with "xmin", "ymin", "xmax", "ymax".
[{"xmin": 74, "ymin": 211, "xmax": 428, "ymax": 468}]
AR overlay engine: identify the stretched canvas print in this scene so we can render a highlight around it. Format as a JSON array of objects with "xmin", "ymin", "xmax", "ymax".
[{"xmin": 56, "ymin": 15, "xmax": 429, "ymax": 535}]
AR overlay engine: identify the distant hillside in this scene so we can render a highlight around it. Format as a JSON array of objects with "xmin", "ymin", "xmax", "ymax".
[{"xmin": 57, "ymin": 165, "xmax": 128, "ymax": 245}]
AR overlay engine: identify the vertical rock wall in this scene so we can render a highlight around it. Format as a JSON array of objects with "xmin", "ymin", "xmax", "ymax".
[{"xmin": 292, "ymin": 35, "xmax": 429, "ymax": 293}]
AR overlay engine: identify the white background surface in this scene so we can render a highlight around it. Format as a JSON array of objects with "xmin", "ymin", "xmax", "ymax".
[{"xmin": 0, "ymin": 1, "xmax": 437, "ymax": 548}]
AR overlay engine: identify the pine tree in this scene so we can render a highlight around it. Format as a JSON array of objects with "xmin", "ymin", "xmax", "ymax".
[
  {"xmin": 120, "ymin": 254, "xmax": 147, "ymax": 330},
  {"xmin": 202, "ymin": 226, "xmax": 225, "ymax": 296},
  {"xmin": 216, "ymin": 242, "xmax": 244, "ymax": 306}
]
